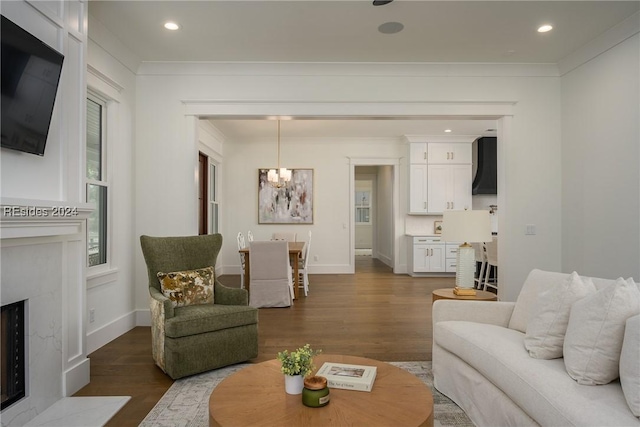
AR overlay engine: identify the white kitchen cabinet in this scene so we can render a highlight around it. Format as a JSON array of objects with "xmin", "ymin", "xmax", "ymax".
[
  {"xmin": 407, "ymin": 137, "xmax": 474, "ymax": 214},
  {"xmin": 445, "ymin": 243, "xmax": 459, "ymax": 273},
  {"xmin": 427, "ymin": 164, "xmax": 472, "ymax": 213},
  {"xmin": 409, "ymin": 143, "xmax": 428, "ymax": 164},
  {"xmin": 409, "ymin": 165, "xmax": 428, "ymax": 213},
  {"xmin": 411, "ymin": 237, "xmax": 446, "ymax": 273},
  {"xmin": 427, "ymin": 143, "xmax": 472, "ymax": 164},
  {"xmin": 408, "ymin": 236, "xmax": 460, "ymax": 275}
]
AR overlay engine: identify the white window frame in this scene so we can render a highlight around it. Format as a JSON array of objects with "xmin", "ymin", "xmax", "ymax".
[
  {"xmin": 86, "ymin": 91, "xmax": 112, "ymax": 275},
  {"xmin": 355, "ymin": 189, "xmax": 372, "ymax": 225}
]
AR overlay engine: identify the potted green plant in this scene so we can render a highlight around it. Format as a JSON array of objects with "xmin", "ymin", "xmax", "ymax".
[{"xmin": 277, "ymin": 344, "xmax": 321, "ymax": 394}]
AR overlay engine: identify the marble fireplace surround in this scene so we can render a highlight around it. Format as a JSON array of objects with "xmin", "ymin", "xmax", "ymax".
[{"xmin": 1, "ymin": 198, "xmax": 93, "ymax": 426}]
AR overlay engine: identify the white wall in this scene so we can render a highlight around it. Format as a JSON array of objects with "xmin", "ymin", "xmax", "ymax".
[
  {"xmin": 561, "ymin": 33, "xmax": 640, "ymax": 280},
  {"xmin": 376, "ymin": 165, "xmax": 394, "ymax": 267},
  {"xmin": 85, "ymin": 15, "xmax": 138, "ymax": 352},
  {"xmin": 217, "ymin": 136, "xmax": 404, "ymax": 278},
  {"xmin": 133, "ymin": 63, "xmax": 563, "ymax": 305},
  {"xmin": 0, "ymin": 1, "xmax": 89, "ymax": 423},
  {"xmin": 1, "ymin": 0, "xmax": 85, "ymax": 203}
]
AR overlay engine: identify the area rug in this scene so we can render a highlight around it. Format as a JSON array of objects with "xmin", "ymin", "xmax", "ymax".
[{"xmin": 140, "ymin": 361, "xmax": 473, "ymax": 427}]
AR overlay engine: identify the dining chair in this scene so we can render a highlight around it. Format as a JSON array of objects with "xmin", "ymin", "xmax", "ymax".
[
  {"xmin": 296, "ymin": 231, "xmax": 312, "ymax": 296},
  {"xmin": 237, "ymin": 232, "xmax": 246, "ymax": 289},
  {"xmin": 272, "ymin": 232, "xmax": 297, "ymax": 242},
  {"xmin": 482, "ymin": 237, "xmax": 498, "ymax": 291},
  {"xmin": 249, "ymin": 241, "xmax": 294, "ymax": 308}
]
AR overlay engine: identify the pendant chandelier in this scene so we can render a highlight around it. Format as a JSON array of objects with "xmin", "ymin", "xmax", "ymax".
[{"xmin": 267, "ymin": 120, "xmax": 292, "ymax": 188}]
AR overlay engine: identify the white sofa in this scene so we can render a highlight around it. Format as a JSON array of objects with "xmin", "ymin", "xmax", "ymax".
[{"xmin": 433, "ymin": 269, "xmax": 640, "ymax": 427}]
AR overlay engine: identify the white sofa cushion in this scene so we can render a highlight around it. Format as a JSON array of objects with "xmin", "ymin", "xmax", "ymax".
[
  {"xmin": 509, "ymin": 269, "xmax": 573, "ymax": 333},
  {"xmin": 524, "ymin": 272, "xmax": 595, "ymax": 359},
  {"xmin": 620, "ymin": 314, "xmax": 640, "ymax": 416},
  {"xmin": 564, "ymin": 278, "xmax": 640, "ymax": 385},
  {"xmin": 435, "ymin": 320, "xmax": 640, "ymax": 426},
  {"xmin": 509, "ymin": 269, "xmax": 620, "ymax": 333}
]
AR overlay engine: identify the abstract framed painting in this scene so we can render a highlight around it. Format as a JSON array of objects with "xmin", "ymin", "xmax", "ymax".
[{"xmin": 258, "ymin": 169, "xmax": 314, "ymax": 224}]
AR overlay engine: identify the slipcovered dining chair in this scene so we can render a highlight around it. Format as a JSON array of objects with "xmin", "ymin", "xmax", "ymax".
[
  {"xmin": 140, "ymin": 234, "xmax": 258, "ymax": 379},
  {"xmin": 272, "ymin": 231, "xmax": 297, "ymax": 242},
  {"xmin": 249, "ymin": 240, "xmax": 294, "ymax": 308}
]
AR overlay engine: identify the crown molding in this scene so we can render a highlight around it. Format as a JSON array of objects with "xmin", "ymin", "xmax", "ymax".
[
  {"xmin": 558, "ymin": 11, "xmax": 640, "ymax": 76},
  {"xmin": 138, "ymin": 61, "xmax": 559, "ymax": 78}
]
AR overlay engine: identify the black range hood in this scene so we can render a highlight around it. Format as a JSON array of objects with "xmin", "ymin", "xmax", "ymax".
[{"xmin": 472, "ymin": 137, "xmax": 497, "ymax": 195}]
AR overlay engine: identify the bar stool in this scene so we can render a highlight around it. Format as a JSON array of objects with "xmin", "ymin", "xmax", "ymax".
[
  {"xmin": 472, "ymin": 242, "xmax": 487, "ymax": 290},
  {"xmin": 483, "ymin": 238, "xmax": 498, "ymax": 291}
]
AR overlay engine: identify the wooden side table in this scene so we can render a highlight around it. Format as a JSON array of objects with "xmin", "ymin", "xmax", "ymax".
[{"xmin": 432, "ymin": 288, "xmax": 497, "ymax": 304}]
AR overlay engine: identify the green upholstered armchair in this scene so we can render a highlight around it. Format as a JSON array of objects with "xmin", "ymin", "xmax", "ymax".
[{"xmin": 140, "ymin": 234, "xmax": 258, "ymax": 379}]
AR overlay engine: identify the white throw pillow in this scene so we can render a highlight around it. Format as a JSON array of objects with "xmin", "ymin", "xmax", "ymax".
[
  {"xmin": 620, "ymin": 313, "xmax": 640, "ymax": 416},
  {"xmin": 524, "ymin": 272, "xmax": 595, "ymax": 359},
  {"xmin": 564, "ymin": 277, "xmax": 640, "ymax": 385}
]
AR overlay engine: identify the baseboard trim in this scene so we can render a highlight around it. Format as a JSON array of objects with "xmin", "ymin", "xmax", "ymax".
[
  {"xmin": 87, "ymin": 311, "xmax": 137, "ymax": 354},
  {"xmin": 136, "ymin": 309, "xmax": 151, "ymax": 327},
  {"xmin": 63, "ymin": 357, "xmax": 90, "ymax": 396}
]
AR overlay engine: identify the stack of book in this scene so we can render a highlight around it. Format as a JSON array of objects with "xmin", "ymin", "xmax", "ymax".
[
  {"xmin": 316, "ymin": 362, "xmax": 377, "ymax": 392},
  {"xmin": 453, "ymin": 287, "xmax": 477, "ymax": 296}
]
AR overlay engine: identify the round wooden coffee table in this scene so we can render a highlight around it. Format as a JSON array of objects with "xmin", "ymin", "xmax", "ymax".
[
  {"xmin": 432, "ymin": 288, "xmax": 497, "ymax": 303},
  {"xmin": 209, "ymin": 354, "xmax": 433, "ymax": 426}
]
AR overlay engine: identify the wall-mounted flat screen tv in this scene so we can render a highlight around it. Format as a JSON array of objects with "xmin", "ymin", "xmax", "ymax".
[{"xmin": 1, "ymin": 15, "xmax": 64, "ymax": 156}]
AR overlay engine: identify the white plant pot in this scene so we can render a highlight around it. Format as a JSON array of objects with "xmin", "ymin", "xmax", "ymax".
[{"xmin": 284, "ymin": 374, "xmax": 304, "ymax": 395}]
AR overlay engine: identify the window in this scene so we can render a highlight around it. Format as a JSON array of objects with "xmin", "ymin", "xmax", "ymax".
[
  {"xmin": 355, "ymin": 190, "xmax": 371, "ymax": 224},
  {"xmin": 86, "ymin": 95, "xmax": 108, "ymax": 267},
  {"xmin": 209, "ymin": 162, "xmax": 219, "ymax": 234}
]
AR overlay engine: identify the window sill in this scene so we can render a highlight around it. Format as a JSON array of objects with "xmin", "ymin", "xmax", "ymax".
[{"xmin": 87, "ymin": 267, "xmax": 120, "ymax": 289}]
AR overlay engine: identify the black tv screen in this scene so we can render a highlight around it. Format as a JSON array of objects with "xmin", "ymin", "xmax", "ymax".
[{"xmin": 1, "ymin": 15, "xmax": 64, "ymax": 156}]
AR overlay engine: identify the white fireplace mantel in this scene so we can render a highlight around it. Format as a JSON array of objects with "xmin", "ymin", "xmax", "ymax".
[
  {"xmin": 1, "ymin": 197, "xmax": 95, "ymax": 425},
  {"xmin": 1, "ymin": 197, "xmax": 94, "ymax": 239}
]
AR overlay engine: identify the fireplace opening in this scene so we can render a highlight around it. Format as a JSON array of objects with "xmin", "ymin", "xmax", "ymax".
[{"xmin": 1, "ymin": 300, "xmax": 26, "ymax": 411}]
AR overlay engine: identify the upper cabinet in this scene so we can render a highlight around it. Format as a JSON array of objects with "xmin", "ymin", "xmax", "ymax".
[
  {"xmin": 405, "ymin": 136, "xmax": 477, "ymax": 214},
  {"xmin": 427, "ymin": 143, "xmax": 472, "ymax": 164}
]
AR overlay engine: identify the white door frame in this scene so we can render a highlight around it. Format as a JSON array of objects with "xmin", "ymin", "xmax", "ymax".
[{"xmin": 350, "ymin": 159, "xmax": 399, "ymax": 273}]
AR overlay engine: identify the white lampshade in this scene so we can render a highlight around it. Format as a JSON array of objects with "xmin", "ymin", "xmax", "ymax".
[{"xmin": 440, "ymin": 210, "xmax": 493, "ymax": 244}]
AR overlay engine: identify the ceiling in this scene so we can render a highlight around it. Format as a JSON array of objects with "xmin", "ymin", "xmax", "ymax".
[
  {"xmin": 88, "ymin": 1, "xmax": 638, "ymax": 139},
  {"xmin": 89, "ymin": 1, "xmax": 638, "ymax": 64}
]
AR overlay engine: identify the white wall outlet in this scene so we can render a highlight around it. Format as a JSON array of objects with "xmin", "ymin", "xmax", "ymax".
[
  {"xmin": 525, "ymin": 224, "xmax": 537, "ymax": 235},
  {"xmin": 89, "ymin": 308, "xmax": 95, "ymax": 323},
  {"xmin": 314, "ymin": 255, "xmax": 319, "ymax": 262}
]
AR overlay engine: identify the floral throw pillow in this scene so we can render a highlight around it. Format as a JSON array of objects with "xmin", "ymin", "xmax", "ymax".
[{"xmin": 157, "ymin": 266, "xmax": 214, "ymax": 307}]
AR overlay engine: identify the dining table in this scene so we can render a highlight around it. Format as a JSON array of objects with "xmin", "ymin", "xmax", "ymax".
[{"xmin": 239, "ymin": 241, "xmax": 306, "ymax": 299}]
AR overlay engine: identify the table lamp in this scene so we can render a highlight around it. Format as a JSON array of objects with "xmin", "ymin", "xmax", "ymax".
[{"xmin": 440, "ymin": 210, "xmax": 493, "ymax": 296}]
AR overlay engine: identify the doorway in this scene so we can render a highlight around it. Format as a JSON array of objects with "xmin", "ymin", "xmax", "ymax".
[
  {"xmin": 351, "ymin": 162, "xmax": 396, "ymax": 273},
  {"xmin": 355, "ymin": 169, "xmax": 375, "ymax": 257}
]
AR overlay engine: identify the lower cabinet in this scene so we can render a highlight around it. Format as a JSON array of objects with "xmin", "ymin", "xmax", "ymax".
[{"xmin": 409, "ymin": 237, "xmax": 459, "ymax": 275}]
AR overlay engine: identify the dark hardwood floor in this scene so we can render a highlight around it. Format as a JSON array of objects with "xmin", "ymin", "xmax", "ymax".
[{"xmin": 74, "ymin": 256, "xmax": 454, "ymax": 426}]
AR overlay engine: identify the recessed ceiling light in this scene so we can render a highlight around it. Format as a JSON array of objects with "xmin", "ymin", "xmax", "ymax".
[
  {"xmin": 444, "ymin": 129, "xmax": 452, "ymax": 133},
  {"xmin": 537, "ymin": 24, "xmax": 553, "ymax": 33},
  {"xmin": 164, "ymin": 22, "xmax": 181, "ymax": 31},
  {"xmin": 378, "ymin": 22, "xmax": 404, "ymax": 34},
  {"xmin": 373, "ymin": 0, "xmax": 393, "ymax": 5}
]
